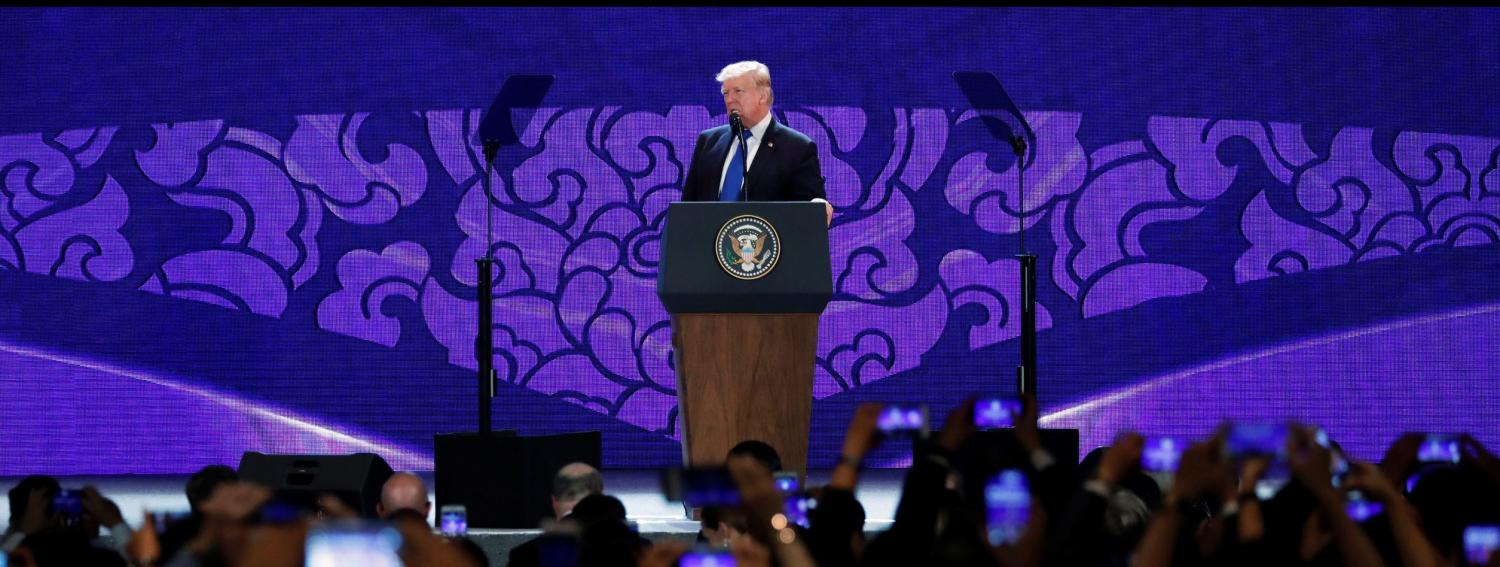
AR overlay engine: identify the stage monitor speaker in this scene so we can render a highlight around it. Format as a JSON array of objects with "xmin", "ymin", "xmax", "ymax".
[
  {"xmin": 916, "ymin": 427, "xmax": 1081, "ymax": 476},
  {"xmin": 237, "ymin": 452, "xmax": 394, "ymax": 518},
  {"xmin": 434, "ymin": 431, "xmax": 601, "ymax": 529}
]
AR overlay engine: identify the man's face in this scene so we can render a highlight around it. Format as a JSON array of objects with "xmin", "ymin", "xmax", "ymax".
[{"xmin": 721, "ymin": 73, "xmax": 768, "ymax": 126}]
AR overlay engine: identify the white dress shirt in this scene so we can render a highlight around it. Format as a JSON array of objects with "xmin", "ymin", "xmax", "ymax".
[
  {"xmin": 714, "ymin": 113, "xmax": 830, "ymax": 208},
  {"xmin": 717, "ymin": 113, "xmax": 772, "ymax": 197}
]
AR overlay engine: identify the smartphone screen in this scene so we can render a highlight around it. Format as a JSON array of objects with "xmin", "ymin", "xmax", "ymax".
[
  {"xmin": 259, "ymin": 499, "xmax": 306, "ymax": 524},
  {"xmin": 1344, "ymin": 492, "xmax": 1384, "ymax": 522},
  {"xmin": 782, "ymin": 492, "xmax": 816, "ymax": 529},
  {"xmin": 679, "ymin": 546, "xmax": 737, "ymax": 567},
  {"xmin": 150, "ymin": 510, "xmax": 194, "ymax": 535},
  {"xmin": 440, "ymin": 505, "xmax": 467, "ymax": 537},
  {"xmin": 876, "ymin": 404, "xmax": 929, "ymax": 436},
  {"xmin": 1224, "ymin": 422, "xmax": 1291, "ymax": 497},
  {"xmin": 1324, "ymin": 447, "xmax": 1382, "ymax": 520},
  {"xmin": 1224, "ymin": 423, "xmax": 1288, "ymax": 460},
  {"xmin": 52, "ymin": 489, "xmax": 82, "ymax": 522},
  {"xmin": 662, "ymin": 468, "xmax": 742, "ymax": 508},
  {"xmin": 304, "ymin": 521, "xmax": 403, "ymax": 567},
  {"xmin": 773, "ymin": 472, "xmax": 799, "ymax": 495},
  {"xmin": 984, "ymin": 468, "xmax": 1030, "ymax": 546},
  {"xmin": 974, "ymin": 397, "xmax": 1022, "ymax": 429},
  {"xmin": 1418, "ymin": 434, "xmax": 1461, "ymax": 464},
  {"xmin": 1465, "ymin": 525, "xmax": 1500, "ymax": 566},
  {"xmin": 1141, "ymin": 436, "xmax": 1184, "ymax": 473}
]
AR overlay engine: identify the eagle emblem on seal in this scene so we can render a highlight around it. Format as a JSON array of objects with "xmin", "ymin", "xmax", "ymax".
[{"xmin": 716, "ymin": 215, "xmax": 781, "ymax": 280}]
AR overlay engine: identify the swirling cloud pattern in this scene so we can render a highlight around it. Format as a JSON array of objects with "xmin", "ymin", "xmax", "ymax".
[{"xmin": 6, "ymin": 105, "xmax": 1498, "ymax": 452}]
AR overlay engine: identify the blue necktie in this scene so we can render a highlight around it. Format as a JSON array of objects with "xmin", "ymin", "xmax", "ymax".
[{"xmin": 719, "ymin": 130, "xmax": 753, "ymax": 201}]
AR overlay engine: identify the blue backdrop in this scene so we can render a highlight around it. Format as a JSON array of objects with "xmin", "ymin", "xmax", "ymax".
[{"xmin": 2, "ymin": 7, "xmax": 1497, "ymax": 474}]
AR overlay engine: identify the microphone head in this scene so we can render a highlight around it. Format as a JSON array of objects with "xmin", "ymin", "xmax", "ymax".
[{"xmin": 729, "ymin": 110, "xmax": 743, "ymax": 130}]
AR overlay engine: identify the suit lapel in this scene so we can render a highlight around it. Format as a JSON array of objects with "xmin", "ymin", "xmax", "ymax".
[{"xmin": 745, "ymin": 116, "xmax": 778, "ymax": 198}]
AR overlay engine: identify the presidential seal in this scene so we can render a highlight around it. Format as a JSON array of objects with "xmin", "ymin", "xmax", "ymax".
[{"xmin": 716, "ymin": 215, "xmax": 781, "ymax": 280}]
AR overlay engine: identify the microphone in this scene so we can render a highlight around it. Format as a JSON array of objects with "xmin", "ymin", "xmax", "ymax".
[{"xmin": 728, "ymin": 109, "xmax": 749, "ymax": 201}]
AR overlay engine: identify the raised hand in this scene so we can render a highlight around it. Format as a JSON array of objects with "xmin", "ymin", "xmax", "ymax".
[
  {"xmin": 315, "ymin": 494, "xmax": 359, "ymax": 520},
  {"xmin": 1169, "ymin": 435, "xmax": 1231, "ymax": 503},
  {"xmin": 80, "ymin": 485, "xmax": 126, "ymax": 528},
  {"xmin": 726, "ymin": 454, "xmax": 817, "ymax": 567},
  {"xmin": 199, "ymin": 482, "xmax": 272, "ymax": 523},
  {"xmin": 990, "ymin": 495, "xmax": 1046, "ymax": 567},
  {"xmin": 1288, "ymin": 425, "xmax": 1335, "ymax": 500},
  {"xmin": 842, "ymin": 403, "xmax": 884, "ymax": 463},
  {"xmin": 1098, "ymin": 432, "xmax": 1144, "ymax": 487},
  {"xmin": 1460, "ymin": 434, "xmax": 1500, "ymax": 488},
  {"xmin": 1381, "ymin": 433, "xmax": 1424, "ymax": 488},
  {"xmin": 18, "ymin": 487, "xmax": 57, "ymax": 535},
  {"xmin": 393, "ymin": 514, "xmax": 483, "ymax": 567},
  {"xmin": 127, "ymin": 512, "xmax": 162, "ymax": 566},
  {"xmin": 638, "ymin": 540, "xmax": 690, "ymax": 567},
  {"xmin": 727, "ymin": 453, "xmax": 786, "ymax": 541},
  {"xmin": 832, "ymin": 402, "xmax": 884, "ymax": 490},
  {"xmin": 730, "ymin": 534, "xmax": 775, "ymax": 567},
  {"xmin": 1014, "ymin": 392, "xmax": 1043, "ymax": 454},
  {"xmin": 936, "ymin": 397, "xmax": 978, "ymax": 453},
  {"xmin": 1343, "ymin": 461, "xmax": 1400, "ymax": 503}
]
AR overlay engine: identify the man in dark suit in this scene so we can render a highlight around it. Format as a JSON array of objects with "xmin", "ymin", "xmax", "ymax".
[{"xmin": 681, "ymin": 61, "xmax": 833, "ymax": 226}]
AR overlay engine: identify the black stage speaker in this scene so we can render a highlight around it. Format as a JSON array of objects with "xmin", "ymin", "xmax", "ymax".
[
  {"xmin": 434, "ymin": 431, "xmax": 601, "ymax": 529},
  {"xmin": 237, "ymin": 452, "xmax": 394, "ymax": 518},
  {"xmin": 973, "ymin": 428, "xmax": 1080, "ymax": 468}
]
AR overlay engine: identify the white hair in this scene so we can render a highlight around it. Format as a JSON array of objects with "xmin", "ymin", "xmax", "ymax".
[{"xmin": 716, "ymin": 61, "xmax": 773, "ymax": 106}]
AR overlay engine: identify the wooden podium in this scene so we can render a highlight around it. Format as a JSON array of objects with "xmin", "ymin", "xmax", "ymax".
[{"xmin": 657, "ymin": 202, "xmax": 832, "ymax": 476}]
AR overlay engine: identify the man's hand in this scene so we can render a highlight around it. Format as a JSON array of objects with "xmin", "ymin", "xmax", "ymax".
[
  {"xmin": 1221, "ymin": 456, "xmax": 1269, "ymax": 504},
  {"xmin": 316, "ymin": 494, "xmax": 359, "ymax": 520},
  {"xmin": 1170, "ymin": 436, "xmax": 1230, "ymax": 503},
  {"xmin": 232, "ymin": 520, "xmax": 310, "ymax": 567},
  {"xmin": 824, "ymin": 201, "xmax": 833, "ymax": 226},
  {"xmin": 1460, "ymin": 434, "xmax": 1500, "ymax": 488},
  {"xmin": 200, "ymin": 482, "xmax": 272, "ymax": 523},
  {"xmin": 1343, "ymin": 461, "xmax": 1401, "ymax": 504},
  {"xmin": 727, "ymin": 454, "xmax": 782, "ymax": 516},
  {"xmin": 1381, "ymin": 433, "xmax": 1423, "ymax": 488},
  {"xmin": 1240, "ymin": 457, "xmax": 1270, "ymax": 491},
  {"xmin": 1288, "ymin": 426, "xmax": 1336, "ymax": 502},
  {"xmin": 937, "ymin": 397, "xmax": 978, "ymax": 454},
  {"xmin": 730, "ymin": 535, "xmax": 774, "ymax": 567},
  {"xmin": 1097, "ymin": 432, "xmax": 1144, "ymax": 487},
  {"xmin": 1014, "ymin": 392, "xmax": 1043, "ymax": 454},
  {"xmin": 127, "ymin": 512, "xmax": 162, "ymax": 567},
  {"xmin": 183, "ymin": 482, "xmax": 274, "ymax": 558},
  {"xmin": 19, "ymin": 487, "xmax": 57, "ymax": 535},
  {"xmin": 832, "ymin": 403, "xmax": 884, "ymax": 490},
  {"xmin": 639, "ymin": 540, "xmax": 690, "ymax": 567},
  {"xmin": 393, "ymin": 514, "xmax": 482, "ymax": 567},
  {"xmin": 81, "ymin": 485, "xmax": 126, "ymax": 528},
  {"xmin": 989, "ymin": 495, "xmax": 1047, "ymax": 567},
  {"xmin": 841, "ymin": 403, "xmax": 883, "ymax": 463}
]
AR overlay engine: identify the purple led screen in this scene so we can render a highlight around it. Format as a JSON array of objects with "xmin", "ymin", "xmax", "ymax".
[{"xmin": 1, "ymin": 8, "xmax": 1498, "ymax": 474}]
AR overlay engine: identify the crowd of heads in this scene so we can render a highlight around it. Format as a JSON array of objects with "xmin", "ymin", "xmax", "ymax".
[
  {"xmin": 1, "ymin": 462, "xmax": 482, "ymax": 566},
  {"xmin": 6, "ymin": 398, "xmax": 1500, "ymax": 566}
]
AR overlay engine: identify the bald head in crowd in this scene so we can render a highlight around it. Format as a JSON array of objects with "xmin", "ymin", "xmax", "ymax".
[
  {"xmin": 551, "ymin": 462, "xmax": 604, "ymax": 520},
  {"xmin": 377, "ymin": 472, "xmax": 430, "ymax": 520}
]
